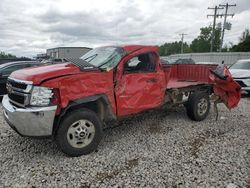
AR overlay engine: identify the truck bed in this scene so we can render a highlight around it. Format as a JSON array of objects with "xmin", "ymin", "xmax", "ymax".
[{"xmin": 162, "ymin": 64, "xmax": 217, "ymax": 89}]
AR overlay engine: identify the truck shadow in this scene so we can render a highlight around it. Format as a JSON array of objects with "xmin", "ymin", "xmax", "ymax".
[{"xmin": 8, "ymin": 105, "xmax": 188, "ymax": 158}]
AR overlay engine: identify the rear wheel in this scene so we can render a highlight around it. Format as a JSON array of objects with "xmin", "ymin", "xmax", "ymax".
[
  {"xmin": 185, "ymin": 91, "xmax": 210, "ymax": 121},
  {"xmin": 56, "ymin": 108, "xmax": 103, "ymax": 157}
]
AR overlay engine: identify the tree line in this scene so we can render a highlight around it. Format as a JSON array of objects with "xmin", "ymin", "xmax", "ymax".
[
  {"xmin": 0, "ymin": 51, "xmax": 16, "ymax": 58},
  {"xmin": 159, "ymin": 27, "xmax": 250, "ymax": 56}
]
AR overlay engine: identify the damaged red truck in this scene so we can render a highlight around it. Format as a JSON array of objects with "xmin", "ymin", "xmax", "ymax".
[{"xmin": 2, "ymin": 45, "xmax": 241, "ymax": 156}]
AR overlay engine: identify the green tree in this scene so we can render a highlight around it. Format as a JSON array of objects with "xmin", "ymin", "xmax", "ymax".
[
  {"xmin": 231, "ymin": 29, "xmax": 250, "ymax": 52},
  {"xmin": 159, "ymin": 41, "xmax": 191, "ymax": 56},
  {"xmin": 190, "ymin": 26, "xmax": 221, "ymax": 52},
  {"xmin": 0, "ymin": 51, "xmax": 16, "ymax": 58}
]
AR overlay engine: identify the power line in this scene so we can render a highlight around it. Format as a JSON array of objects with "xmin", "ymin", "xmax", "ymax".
[
  {"xmin": 207, "ymin": 6, "xmax": 224, "ymax": 52},
  {"xmin": 179, "ymin": 33, "xmax": 187, "ymax": 54},
  {"xmin": 219, "ymin": 3, "xmax": 236, "ymax": 52}
]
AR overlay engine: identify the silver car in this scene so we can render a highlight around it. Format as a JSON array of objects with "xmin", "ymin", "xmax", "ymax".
[{"xmin": 230, "ymin": 59, "xmax": 250, "ymax": 95}]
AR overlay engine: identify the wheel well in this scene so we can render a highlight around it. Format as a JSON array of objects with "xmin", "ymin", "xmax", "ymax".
[
  {"xmin": 53, "ymin": 96, "xmax": 116, "ymax": 136},
  {"xmin": 65, "ymin": 100, "xmax": 105, "ymax": 120}
]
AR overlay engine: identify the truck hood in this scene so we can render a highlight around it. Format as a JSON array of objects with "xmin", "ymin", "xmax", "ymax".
[
  {"xmin": 229, "ymin": 69, "xmax": 250, "ymax": 78},
  {"xmin": 10, "ymin": 63, "xmax": 85, "ymax": 85}
]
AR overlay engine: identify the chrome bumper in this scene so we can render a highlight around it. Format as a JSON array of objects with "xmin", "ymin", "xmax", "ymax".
[
  {"xmin": 234, "ymin": 79, "xmax": 250, "ymax": 93},
  {"xmin": 2, "ymin": 95, "xmax": 57, "ymax": 137}
]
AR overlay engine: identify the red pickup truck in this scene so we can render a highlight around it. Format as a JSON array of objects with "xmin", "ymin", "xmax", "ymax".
[{"xmin": 2, "ymin": 45, "xmax": 241, "ymax": 156}]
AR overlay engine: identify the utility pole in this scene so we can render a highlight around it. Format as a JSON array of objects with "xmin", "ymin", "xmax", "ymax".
[
  {"xmin": 180, "ymin": 33, "xmax": 187, "ymax": 54},
  {"xmin": 219, "ymin": 3, "xmax": 236, "ymax": 52},
  {"xmin": 207, "ymin": 6, "xmax": 224, "ymax": 52}
]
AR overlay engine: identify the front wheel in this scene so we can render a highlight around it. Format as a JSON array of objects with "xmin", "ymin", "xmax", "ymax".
[
  {"xmin": 185, "ymin": 91, "xmax": 210, "ymax": 121},
  {"xmin": 56, "ymin": 108, "xmax": 103, "ymax": 157}
]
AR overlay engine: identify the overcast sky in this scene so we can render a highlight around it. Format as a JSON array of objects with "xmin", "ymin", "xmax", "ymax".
[{"xmin": 0, "ymin": 0, "xmax": 249, "ymax": 57}]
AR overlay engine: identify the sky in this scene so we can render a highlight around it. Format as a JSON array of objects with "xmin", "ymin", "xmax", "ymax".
[{"xmin": 0, "ymin": 0, "xmax": 249, "ymax": 57}]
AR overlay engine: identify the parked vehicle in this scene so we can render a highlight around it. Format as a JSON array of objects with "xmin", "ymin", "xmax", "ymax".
[
  {"xmin": 2, "ymin": 45, "xmax": 241, "ymax": 156},
  {"xmin": 0, "ymin": 57, "xmax": 32, "ymax": 65},
  {"xmin": 0, "ymin": 61, "xmax": 41, "ymax": 96},
  {"xmin": 229, "ymin": 59, "xmax": 250, "ymax": 95}
]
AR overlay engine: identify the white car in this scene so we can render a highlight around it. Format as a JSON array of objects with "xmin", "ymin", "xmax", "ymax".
[
  {"xmin": 196, "ymin": 62, "xmax": 218, "ymax": 64},
  {"xmin": 229, "ymin": 59, "xmax": 250, "ymax": 95}
]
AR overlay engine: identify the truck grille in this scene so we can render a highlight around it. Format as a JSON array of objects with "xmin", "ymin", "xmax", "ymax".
[
  {"xmin": 6, "ymin": 78, "xmax": 33, "ymax": 107},
  {"xmin": 8, "ymin": 79, "xmax": 27, "ymax": 90},
  {"xmin": 8, "ymin": 93, "xmax": 25, "ymax": 104}
]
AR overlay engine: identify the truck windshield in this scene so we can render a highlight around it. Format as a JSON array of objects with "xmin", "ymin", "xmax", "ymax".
[
  {"xmin": 80, "ymin": 47, "xmax": 124, "ymax": 69},
  {"xmin": 230, "ymin": 61, "xmax": 250, "ymax": 70}
]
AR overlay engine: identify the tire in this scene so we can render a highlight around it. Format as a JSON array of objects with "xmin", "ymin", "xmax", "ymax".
[
  {"xmin": 55, "ymin": 108, "xmax": 103, "ymax": 157},
  {"xmin": 185, "ymin": 91, "xmax": 210, "ymax": 121}
]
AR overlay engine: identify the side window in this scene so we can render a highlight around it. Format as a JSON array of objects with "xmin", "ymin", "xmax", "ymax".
[
  {"xmin": 2, "ymin": 64, "xmax": 26, "ymax": 75},
  {"xmin": 124, "ymin": 53, "xmax": 156, "ymax": 74}
]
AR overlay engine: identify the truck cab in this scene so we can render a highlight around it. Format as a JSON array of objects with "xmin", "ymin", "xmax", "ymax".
[{"xmin": 2, "ymin": 45, "xmax": 241, "ymax": 156}]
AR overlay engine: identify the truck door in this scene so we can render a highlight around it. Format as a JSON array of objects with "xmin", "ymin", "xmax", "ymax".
[{"xmin": 115, "ymin": 52, "xmax": 165, "ymax": 116}]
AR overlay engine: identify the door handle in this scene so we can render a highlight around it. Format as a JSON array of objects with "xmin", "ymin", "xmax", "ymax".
[{"xmin": 146, "ymin": 78, "xmax": 158, "ymax": 83}]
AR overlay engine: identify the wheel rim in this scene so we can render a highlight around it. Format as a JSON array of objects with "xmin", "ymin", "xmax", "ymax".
[
  {"xmin": 67, "ymin": 119, "xmax": 95, "ymax": 148},
  {"xmin": 197, "ymin": 98, "xmax": 208, "ymax": 116}
]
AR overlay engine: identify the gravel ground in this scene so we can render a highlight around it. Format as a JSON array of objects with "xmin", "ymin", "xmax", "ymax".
[{"xmin": 0, "ymin": 98, "xmax": 249, "ymax": 188}]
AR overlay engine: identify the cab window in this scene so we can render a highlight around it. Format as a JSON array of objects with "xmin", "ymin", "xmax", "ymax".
[{"xmin": 124, "ymin": 53, "xmax": 156, "ymax": 74}]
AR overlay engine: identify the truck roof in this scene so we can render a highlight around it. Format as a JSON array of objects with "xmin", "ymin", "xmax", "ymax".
[{"xmin": 120, "ymin": 45, "xmax": 159, "ymax": 54}]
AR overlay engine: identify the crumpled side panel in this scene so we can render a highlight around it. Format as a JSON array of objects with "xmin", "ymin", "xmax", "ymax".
[
  {"xmin": 115, "ymin": 72, "xmax": 165, "ymax": 116},
  {"xmin": 41, "ymin": 71, "xmax": 117, "ymax": 114},
  {"xmin": 210, "ymin": 68, "xmax": 241, "ymax": 109}
]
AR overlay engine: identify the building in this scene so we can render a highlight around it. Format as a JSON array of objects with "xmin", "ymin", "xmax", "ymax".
[
  {"xmin": 46, "ymin": 47, "xmax": 92, "ymax": 59},
  {"xmin": 36, "ymin": 53, "xmax": 50, "ymax": 60}
]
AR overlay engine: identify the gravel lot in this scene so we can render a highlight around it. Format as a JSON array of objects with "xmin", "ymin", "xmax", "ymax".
[{"xmin": 0, "ymin": 98, "xmax": 249, "ymax": 188}]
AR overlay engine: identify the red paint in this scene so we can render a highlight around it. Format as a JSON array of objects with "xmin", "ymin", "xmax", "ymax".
[
  {"xmin": 10, "ymin": 45, "xmax": 241, "ymax": 117},
  {"xmin": 11, "ymin": 63, "xmax": 82, "ymax": 85},
  {"xmin": 209, "ymin": 67, "xmax": 241, "ymax": 109}
]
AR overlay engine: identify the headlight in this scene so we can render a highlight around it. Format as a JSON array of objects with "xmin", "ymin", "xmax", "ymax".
[{"xmin": 30, "ymin": 86, "xmax": 53, "ymax": 106}]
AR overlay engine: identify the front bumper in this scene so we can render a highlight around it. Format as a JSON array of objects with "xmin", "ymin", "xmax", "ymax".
[
  {"xmin": 2, "ymin": 95, "xmax": 57, "ymax": 137},
  {"xmin": 234, "ymin": 78, "xmax": 250, "ymax": 93}
]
